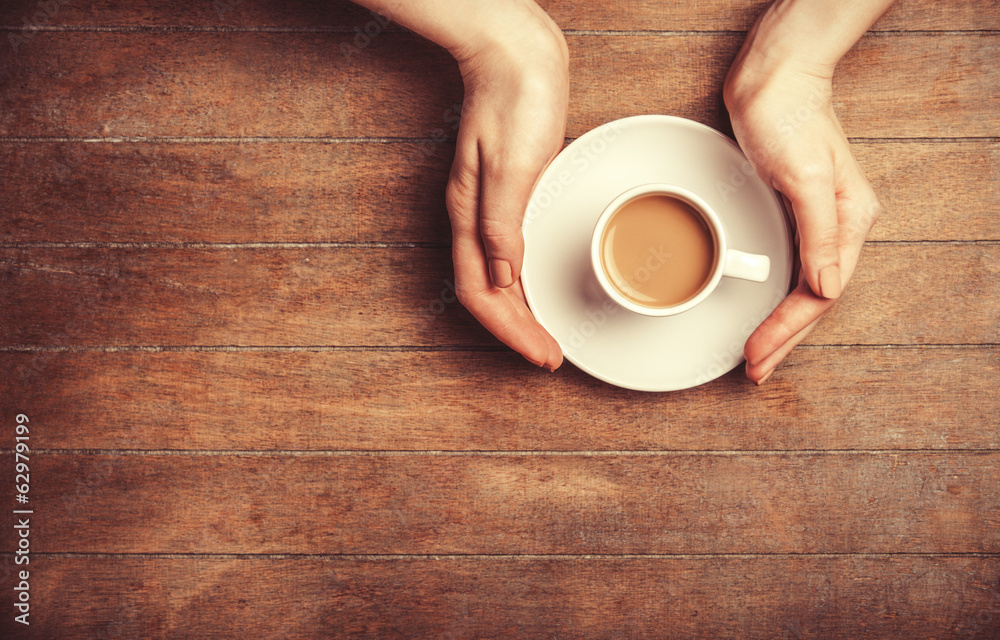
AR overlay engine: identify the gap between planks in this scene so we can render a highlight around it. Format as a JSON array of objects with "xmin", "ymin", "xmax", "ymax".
[
  {"xmin": 1, "ymin": 136, "xmax": 998, "ymax": 143},
  {"xmin": 4, "ymin": 449, "xmax": 999, "ymax": 456},
  {"xmin": 0, "ymin": 344, "xmax": 997, "ymax": 352},
  {"xmin": 2, "ymin": 25, "xmax": 999, "ymax": 35},
  {"xmin": 1, "ymin": 241, "xmax": 998, "ymax": 249},
  {"xmin": 4, "ymin": 552, "xmax": 1000, "ymax": 559}
]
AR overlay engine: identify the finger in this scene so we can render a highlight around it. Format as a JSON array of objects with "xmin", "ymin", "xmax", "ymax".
[
  {"xmin": 836, "ymin": 161, "xmax": 883, "ymax": 270},
  {"xmin": 509, "ymin": 279, "xmax": 564, "ymax": 369},
  {"xmin": 478, "ymin": 146, "xmax": 542, "ymax": 289},
  {"xmin": 746, "ymin": 314, "xmax": 823, "ymax": 384},
  {"xmin": 447, "ymin": 142, "xmax": 563, "ymax": 371},
  {"xmin": 781, "ymin": 166, "xmax": 842, "ymax": 300},
  {"xmin": 744, "ymin": 278, "xmax": 836, "ymax": 378},
  {"xmin": 454, "ymin": 229, "xmax": 561, "ymax": 369},
  {"xmin": 746, "ymin": 168, "xmax": 881, "ymax": 383},
  {"xmin": 445, "ymin": 126, "xmax": 482, "ymax": 239}
]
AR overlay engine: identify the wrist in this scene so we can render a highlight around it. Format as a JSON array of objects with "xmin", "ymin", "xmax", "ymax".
[
  {"xmin": 449, "ymin": 2, "xmax": 568, "ymax": 79},
  {"xmin": 725, "ymin": 1, "xmax": 838, "ymax": 114},
  {"xmin": 728, "ymin": 0, "xmax": 897, "ymax": 94}
]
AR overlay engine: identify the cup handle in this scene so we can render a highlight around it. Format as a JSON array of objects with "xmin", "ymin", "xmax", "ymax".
[{"xmin": 722, "ymin": 249, "xmax": 770, "ymax": 283}]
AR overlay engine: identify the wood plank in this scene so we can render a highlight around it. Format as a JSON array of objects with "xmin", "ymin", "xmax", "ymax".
[
  {"xmin": 2, "ymin": 348, "xmax": 998, "ymax": 451},
  {"xmin": 1, "ymin": 245, "xmax": 998, "ymax": 346},
  {"xmin": 0, "ymin": 246, "xmax": 477, "ymax": 347},
  {"xmin": 5, "ymin": 556, "xmax": 999, "ymax": 639},
  {"xmin": 0, "ymin": 31, "xmax": 464, "ymax": 138},
  {"xmin": 856, "ymin": 141, "xmax": 1000, "ymax": 242},
  {"xmin": 2, "ymin": 453, "xmax": 998, "ymax": 554},
  {"xmin": 542, "ymin": 0, "xmax": 1000, "ymax": 31},
  {"xmin": 1, "ymin": 0, "xmax": 996, "ymax": 31},
  {"xmin": 0, "ymin": 142, "xmax": 453, "ymax": 244},
  {"xmin": 1, "ymin": 141, "xmax": 996, "ymax": 243},
  {"xmin": 0, "ymin": 0, "xmax": 382, "ymax": 30},
  {"xmin": 574, "ymin": 34, "xmax": 1000, "ymax": 139},
  {"xmin": 1, "ymin": 33, "xmax": 997, "ymax": 139}
]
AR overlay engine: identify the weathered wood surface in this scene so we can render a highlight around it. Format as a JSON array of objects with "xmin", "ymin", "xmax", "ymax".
[
  {"xmin": 1, "ymin": 0, "xmax": 997, "ymax": 30},
  {"xmin": 1, "ymin": 245, "xmax": 998, "ymax": 346},
  {"xmin": 1, "ymin": 453, "xmax": 998, "ymax": 553},
  {"xmin": 1, "ymin": 0, "xmax": 998, "ymax": 637},
  {"xmin": 1, "ymin": 141, "xmax": 996, "ymax": 243},
  {"xmin": 2, "ymin": 348, "xmax": 998, "ymax": 451},
  {"xmin": 1, "ymin": 34, "xmax": 998, "ymax": 139},
  {"xmin": 2, "ymin": 556, "xmax": 999, "ymax": 640}
]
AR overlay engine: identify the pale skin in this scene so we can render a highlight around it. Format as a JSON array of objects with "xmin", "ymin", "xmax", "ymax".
[
  {"xmin": 350, "ymin": 0, "xmax": 896, "ymax": 383},
  {"xmin": 725, "ymin": 0, "xmax": 897, "ymax": 384}
]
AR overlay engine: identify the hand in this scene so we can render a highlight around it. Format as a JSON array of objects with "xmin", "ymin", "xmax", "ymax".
[
  {"xmin": 445, "ymin": 15, "xmax": 568, "ymax": 371},
  {"xmin": 725, "ymin": 60, "xmax": 882, "ymax": 385}
]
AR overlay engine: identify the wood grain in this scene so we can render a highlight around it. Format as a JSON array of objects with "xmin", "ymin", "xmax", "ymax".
[
  {"xmin": 1, "ymin": 0, "xmax": 997, "ymax": 30},
  {"xmin": 3, "ymin": 348, "xmax": 998, "ymax": 451},
  {"xmin": 1, "ymin": 4, "xmax": 997, "ymax": 638},
  {"xmin": 2, "ymin": 453, "xmax": 999, "ymax": 554},
  {"xmin": 0, "ymin": 141, "xmax": 452, "ymax": 244},
  {"xmin": 1, "ymin": 140, "xmax": 996, "ymax": 243},
  {"xmin": 856, "ymin": 141, "xmax": 1000, "ymax": 242},
  {"xmin": 1, "ymin": 556, "xmax": 997, "ymax": 640},
  {"xmin": 542, "ymin": 0, "xmax": 1000, "ymax": 31},
  {"xmin": 1, "ymin": 245, "xmax": 998, "ymax": 347},
  {"xmin": 0, "ymin": 247, "xmax": 478, "ymax": 347},
  {"xmin": 2, "ymin": 33, "xmax": 997, "ymax": 139}
]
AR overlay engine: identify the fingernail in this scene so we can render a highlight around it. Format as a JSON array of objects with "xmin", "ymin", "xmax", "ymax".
[
  {"xmin": 818, "ymin": 265, "xmax": 842, "ymax": 299},
  {"xmin": 525, "ymin": 355, "xmax": 545, "ymax": 368},
  {"xmin": 548, "ymin": 345, "xmax": 563, "ymax": 372},
  {"xmin": 489, "ymin": 259, "xmax": 514, "ymax": 288},
  {"xmin": 747, "ymin": 347, "xmax": 778, "ymax": 370},
  {"xmin": 756, "ymin": 369, "xmax": 774, "ymax": 386}
]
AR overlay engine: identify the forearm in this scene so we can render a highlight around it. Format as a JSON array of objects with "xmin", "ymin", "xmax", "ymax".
[
  {"xmin": 731, "ymin": 0, "xmax": 898, "ymax": 81},
  {"xmin": 348, "ymin": 0, "xmax": 561, "ymax": 63}
]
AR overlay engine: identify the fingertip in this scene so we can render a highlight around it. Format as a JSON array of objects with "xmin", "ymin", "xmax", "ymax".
[
  {"xmin": 546, "ymin": 339, "xmax": 564, "ymax": 372},
  {"xmin": 744, "ymin": 321, "xmax": 783, "ymax": 370},
  {"xmin": 745, "ymin": 358, "xmax": 775, "ymax": 386},
  {"xmin": 534, "ymin": 325, "xmax": 562, "ymax": 372},
  {"xmin": 755, "ymin": 368, "xmax": 775, "ymax": 386},
  {"xmin": 520, "ymin": 328, "xmax": 557, "ymax": 372}
]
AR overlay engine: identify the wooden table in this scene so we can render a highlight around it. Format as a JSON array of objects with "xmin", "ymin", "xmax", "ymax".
[{"xmin": 1, "ymin": 1, "xmax": 998, "ymax": 637}]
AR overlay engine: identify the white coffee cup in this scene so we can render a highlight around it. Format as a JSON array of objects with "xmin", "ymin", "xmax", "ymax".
[{"xmin": 591, "ymin": 183, "xmax": 771, "ymax": 317}]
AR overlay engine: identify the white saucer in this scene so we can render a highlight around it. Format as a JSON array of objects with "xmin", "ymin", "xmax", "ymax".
[{"xmin": 522, "ymin": 115, "xmax": 793, "ymax": 391}]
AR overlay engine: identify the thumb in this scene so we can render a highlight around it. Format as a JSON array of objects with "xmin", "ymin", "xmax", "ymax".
[
  {"xmin": 782, "ymin": 169, "xmax": 843, "ymax": 299},
  {"xmin": 478, "ymin": 153, "xmax": 541, "ymax": 288}
]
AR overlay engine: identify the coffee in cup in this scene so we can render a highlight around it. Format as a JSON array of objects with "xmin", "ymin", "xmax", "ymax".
[{"xmin": 591, "ymin": 184, "xmax": 770, "ymax": 317}]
